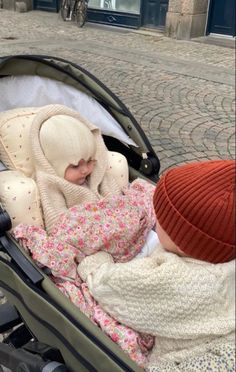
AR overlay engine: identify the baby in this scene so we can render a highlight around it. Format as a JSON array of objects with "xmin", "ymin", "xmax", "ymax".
[
  {"xmin": 22, "ymin": 104, "xmax": 156, "ymax": 262},
  {"xmin": 30, "ymin": 105, "xmax": 123, "ymax": 233}
]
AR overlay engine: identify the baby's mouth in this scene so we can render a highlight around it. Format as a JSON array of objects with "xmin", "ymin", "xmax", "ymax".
[{"xmin": 78, "ymin": 177, "xmax": 86, "ymax": 185}]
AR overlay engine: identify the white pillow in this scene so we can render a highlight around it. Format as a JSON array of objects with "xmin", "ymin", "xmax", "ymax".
[
  {"xmin": 0, "ymin": 107, "xmax": 40, "ymax": 177},
  {"xmin": 0, "ymin": 170, "xmax": 44, "ymax": 229},
  {"xmin": 107, "ymin": 151, "xmax": 129, "ymax": 189}
]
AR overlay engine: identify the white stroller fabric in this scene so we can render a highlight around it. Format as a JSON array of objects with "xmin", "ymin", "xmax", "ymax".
[{"xmin": 0, "ymin": 75, "xmax": 137, "ymax": 147}]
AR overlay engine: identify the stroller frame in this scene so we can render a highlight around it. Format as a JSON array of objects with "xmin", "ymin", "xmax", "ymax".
[{"xmin": 0, "ymin": 55, "xmax": 160, "ymax": 372}]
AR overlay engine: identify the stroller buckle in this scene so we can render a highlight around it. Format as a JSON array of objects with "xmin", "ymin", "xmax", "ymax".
[{"xmin": 0, "ymin": 203, "xmax": 12, "ymax": 236}]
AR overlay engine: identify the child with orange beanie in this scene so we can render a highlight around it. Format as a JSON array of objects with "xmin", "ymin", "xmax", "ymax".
[{"xmin": 78, "ymin": 160, "xmax": 235, "ymax": 369}]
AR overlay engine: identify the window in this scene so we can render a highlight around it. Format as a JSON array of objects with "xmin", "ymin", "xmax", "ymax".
[{"xmin": 88, "ymin": 0, "xmax": 141, "ymax": 14}]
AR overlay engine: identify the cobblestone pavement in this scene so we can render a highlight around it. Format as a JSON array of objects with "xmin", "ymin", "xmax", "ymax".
[{"xmin": 0, "ymin": 9, "xmax": 235, "ymax": 173}]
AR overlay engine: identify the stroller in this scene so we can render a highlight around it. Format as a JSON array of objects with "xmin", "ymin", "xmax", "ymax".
[{"xmin": 0, "ymin": 55, "xmax": 160, "ymax": 372}]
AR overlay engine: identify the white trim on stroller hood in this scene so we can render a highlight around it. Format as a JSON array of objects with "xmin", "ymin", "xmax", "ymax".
[{"xmin": 0, "ymin": 75, "xmax": 137, "ymax": 147}]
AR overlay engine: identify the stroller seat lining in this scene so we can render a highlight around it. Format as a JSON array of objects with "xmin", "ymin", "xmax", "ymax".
[
  {"xmin": 0, "ymin": 107, "xmax": 41, "ymax": 177},
  {"xmin": 0, "ymin": 170, "xmax": 44, "ymax": 229}
]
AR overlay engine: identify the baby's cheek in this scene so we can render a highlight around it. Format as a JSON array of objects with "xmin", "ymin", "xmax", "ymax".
[
  {"xmin": 89, "ymin": 164, "xmax": 95, "ymax": 173},
  {"xmin": 156, "ymin": 220, "xmax": 178, "ymax": 253}
]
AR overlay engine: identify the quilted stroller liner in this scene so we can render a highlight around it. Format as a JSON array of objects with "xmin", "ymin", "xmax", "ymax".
[{"xmin": 0, "ymin": 55, "xmax": 160, "ymax": 372}]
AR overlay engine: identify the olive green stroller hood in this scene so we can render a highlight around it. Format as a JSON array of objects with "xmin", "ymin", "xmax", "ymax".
[
  {"xmin": 0, "ymin": 55, "xmax": 160, "ymax": 372},
  {"xmin": 0, "ymin": 54, "xmax": 160, "ymax": 181}
]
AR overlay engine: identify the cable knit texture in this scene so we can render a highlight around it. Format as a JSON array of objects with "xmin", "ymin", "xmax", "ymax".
[
  {"xmin": 79, "ymin": 251, "xmax": 114, "ymax": 280},
  {"xmin": 30, "ymin": 104, "xmax": 122, "ymax": 233},
  {"xmin": 77, "ymin": 245, "xmax": 235, "ymax": 365}
]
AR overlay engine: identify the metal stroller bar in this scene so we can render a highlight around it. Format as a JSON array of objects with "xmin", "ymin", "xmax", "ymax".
[
  {"xmin": 0, "ymin": 234, "xmax": 44, "ymax": 285},
  {"xmin": 0, "ymin": 342, "xmax": 68, "ymax": 372},
  {"xmin": 0, "ymin": 302, "xmax": 21, "ymax": 333}
]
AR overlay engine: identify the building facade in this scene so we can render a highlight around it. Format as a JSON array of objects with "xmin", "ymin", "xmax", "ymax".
[
  {"xmin": 3, "ymin": 0, "xmax": 235, "ymax": 39},
  {"xmin": 86, "ymin": 0, "xmax": 235, "ymax": 39},
  {"xmin": 87, "ymin": 0, "xmax": 169, "ymax": 29},
  {"xmin": 166, "ymin": 0, "xmax": 235, "ymax": 39}
]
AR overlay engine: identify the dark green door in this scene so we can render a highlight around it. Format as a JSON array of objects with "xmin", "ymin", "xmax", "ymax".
[
  {"xmin": 34, "ymin": 0, "xmax": 58, "ymax": 11},
  {"xmin": 142, "ymin": 0, "xmax": 169, "ymax": 28},
  {"xmin": 207, "ymin": 0, "xmax": 235, "ymax": 36}
]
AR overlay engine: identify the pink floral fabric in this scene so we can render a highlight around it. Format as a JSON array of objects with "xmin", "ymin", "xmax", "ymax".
[
  {"xmin": 93, "ymin": 307, "xmax": 154, "ymax": 364},
  {"xmin": 55, "ymin": 279, "xmax": 154, "ymax": 367},
  {"xmin": 51, "ymin": 178, "xmax": 156, "ymax": 263},
  {"xmin": 13, "ymin": 223, "xmax": 80, "ymax": 282},
  {"xmin": 13, "ymin": 179, "xmax": 156, "ymax": 280},
  {"xmin": 12, "ymin": 178, "xmax": 156, "ymax": 366}
]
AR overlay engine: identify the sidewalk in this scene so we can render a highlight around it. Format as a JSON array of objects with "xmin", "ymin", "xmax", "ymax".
[{"xmin": 0, "ymin": 9, "xmax": 235, "ymax": 173}]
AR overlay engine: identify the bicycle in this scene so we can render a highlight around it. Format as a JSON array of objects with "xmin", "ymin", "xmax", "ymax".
[{"xmin": 60, "ymin": 0, "xmax": 88, "ymax": 27}]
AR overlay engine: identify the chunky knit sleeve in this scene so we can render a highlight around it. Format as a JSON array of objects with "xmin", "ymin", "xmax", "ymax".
[
  {"xmin": 78, "ymin": 247, "xmax": 235, "ymax": 338},
  {"xmin": 78, "ymin": 251, "xmax": 114, "ymax": 280}
]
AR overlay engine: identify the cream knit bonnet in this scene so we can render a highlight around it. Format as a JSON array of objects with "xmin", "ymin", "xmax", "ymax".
[{"xmin": 39, "ymin": 115, "xmax": 96, "ymax": 178}]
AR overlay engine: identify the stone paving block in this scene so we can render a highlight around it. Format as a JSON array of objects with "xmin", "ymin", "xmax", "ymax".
[
  {"xmin": 15, "ymin": 1, "xmax": 27, "ymax": 11},
  {"xmin": 0, "ymin": 9, "xmax": 235, "ymax": 174}
]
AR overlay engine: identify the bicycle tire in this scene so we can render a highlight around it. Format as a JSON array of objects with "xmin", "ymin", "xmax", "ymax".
[
  {"xmin": 75, "ymin": 0, "xmax": 87, "ymax": 27},
  {"xmin": 60, "ymin": 0, "xmax": 70, "ymax": 21}
]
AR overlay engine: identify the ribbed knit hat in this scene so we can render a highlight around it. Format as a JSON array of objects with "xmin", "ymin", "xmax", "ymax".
[
  {"xmin": 153, "ymin": 160, "xmax": 235, "ymax": 264},
  {"xmin": 40, "ymin": 115, "xmax": 96, "ymax": 178}
]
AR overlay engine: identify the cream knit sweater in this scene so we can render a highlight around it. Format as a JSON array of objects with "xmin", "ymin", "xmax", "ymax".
[
  {"xmin": 78, "ymin": 245, "xmax": 235, "ymax": 365},
  {"xmin": 30, "ymin": 104, "xmax": 122, "ymax": 233}
]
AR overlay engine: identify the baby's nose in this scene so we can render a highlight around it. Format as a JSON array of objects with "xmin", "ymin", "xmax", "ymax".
[{"xmin": 81, "ymin": 165, "xmax": 89, "ymax": 174}]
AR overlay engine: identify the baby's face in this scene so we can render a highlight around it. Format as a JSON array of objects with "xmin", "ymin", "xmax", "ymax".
[{"xmin": 64, "ymin": 158, "xmax": 96, "ymax": 185}]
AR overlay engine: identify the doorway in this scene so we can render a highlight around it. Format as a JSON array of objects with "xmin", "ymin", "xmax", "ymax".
[
  {"xmin": 34, "ymin": 0, "xmax": 58, "ymax": 11},
  {"xmin": 142, "ymin": 0, "xmax": 169, "ymax": 28},
  {"xmin": 207, "ymin": 0, "xmax": 235, "ymax": 36}
]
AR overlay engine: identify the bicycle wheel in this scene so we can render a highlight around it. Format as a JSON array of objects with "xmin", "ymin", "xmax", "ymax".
[
  {"xmin": 75, "ymin": 0, "xmax": 87, "ymax": 27},
  {"xmin": 60, "ymin": 0, "xmax": 70, "ymax": 21}
]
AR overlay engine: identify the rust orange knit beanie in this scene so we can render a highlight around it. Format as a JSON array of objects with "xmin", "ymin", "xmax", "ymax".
[{"xmin": 153, "ymin": 160, "xmax": 235, "ymax": 263}]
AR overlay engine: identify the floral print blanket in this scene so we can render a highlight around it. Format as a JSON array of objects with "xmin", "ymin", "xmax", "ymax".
[{"xmin": 12, "ymin": 178, "xmax": 156, "ymax": 366}]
